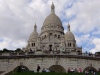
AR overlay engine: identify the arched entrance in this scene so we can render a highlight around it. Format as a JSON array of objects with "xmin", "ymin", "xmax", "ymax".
[
  {"xmin": 49, "ymin": 65, "xmax": 66, "ymax": 72},
  {"xmin": 83, "ymin": 67, "xmax": 97, "ymax": 72},
  {"xmin": 13, "ymin": 65, "xmax": 29, "ymax": 72}
]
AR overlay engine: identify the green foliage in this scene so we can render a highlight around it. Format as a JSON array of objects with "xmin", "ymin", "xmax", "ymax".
[
  {"xmin": 95, "ymin": 52, "xmax": 100, "ymax": 54},
  {"xmin": 95, "ymin": 52, "xmax": 100, "ymax": 56},
  {"xmin": 15, "ymin": 48, "xmax": 22, "ymax": 52},
  {"xmin": 3, "ymin": 48, "xmax": 9, "ymax": 52}
]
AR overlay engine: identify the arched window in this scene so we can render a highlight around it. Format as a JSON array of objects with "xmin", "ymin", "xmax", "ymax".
[
  {"xmin": 58, "ymin": 35, "xmax": 60, "ymax": 38},
  {"xmin": 68, "ymin": 43, "xmax": 69, "ymax": 47},
  {"xmin": 70, "ymin": 43, "xmax": 71, "ymax": 47},
  {"xmin": 50, "ymin": 33, "xmax": 52, "ymax": 36},
  {"xmin": 45, "ymin": 35, "xmax": 46, "ymax": 38},
  {"xmin": 68, "ymin": 43, "xmax": 71, "ymax": 47},
  {"xmin": 32, "ymin": 43, "xmax": 33, "ymax": 47},
  {"xmin": 55, "ymin": 34, "xmax": 57, "ymax": 37},
  {"xmin": 34, "ymin": 43, "xmax": 35, "ymax": 47}
]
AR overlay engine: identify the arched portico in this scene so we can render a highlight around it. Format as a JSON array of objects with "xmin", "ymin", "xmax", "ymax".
[
  {"xmin": 13, "ymin": 65, "xmax": 29, "ymax": 72},
  {"xmin": 83, "ymin": 67, "xmax": 97, "ymax": 72},
  {"xmin": 49, "ymin": 65, "xmax": 66, "ymax": 72}
]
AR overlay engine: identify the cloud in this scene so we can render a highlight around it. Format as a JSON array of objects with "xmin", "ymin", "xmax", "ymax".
[
  {"xmin": 75, "ymin": 34, "xmax": 95, "ymax": 52},
  {"xmin": 62, "ymin": 0, "xmax": 100, "ymax": 33},
  {"xmin": 0, "ymin": 37, "xmax": 26, "ymax": 50},
  {"xmin": 0, "ymin": 0, "xmax": 72, "ymax": 50},
  {"xmin": 90, "ymin": 38, "xmax": 100, "ymax": 54}
]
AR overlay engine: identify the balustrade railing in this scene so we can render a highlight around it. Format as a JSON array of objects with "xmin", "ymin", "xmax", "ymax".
[{"xmin": 0, "ymin": 51, "xmax": 100, "ymax": 58}]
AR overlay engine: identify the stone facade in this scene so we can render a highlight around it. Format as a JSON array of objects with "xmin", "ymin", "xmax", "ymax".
[{"xmin": 24, "ymin": 3, "xmax": 82, "ymax": 55}]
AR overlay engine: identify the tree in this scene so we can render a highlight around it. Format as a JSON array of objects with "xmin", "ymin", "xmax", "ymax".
[
  {"xmin": 3, "ymin": 48, "xmax": 9, "ymax": 52},
  {"xmin": 95, "ymin": 52, "xmax": 100, "ymax": 56},
  {"xmin": 15, "ymin": 48, "xmax": 23, "ymax": 52}
]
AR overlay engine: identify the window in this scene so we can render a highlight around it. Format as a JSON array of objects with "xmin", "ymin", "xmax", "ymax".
[
  {"xmin": 45, "ymin": 35, "xmax": 46, "ymax": 38},
  {"xmin": 70, "ymin": 43, "xmax": 71, "ymax": 47},
  {"xmin": 68, "ymin": 43, "xmax": 71, "ymax": 47},
  {"xmin": 58, "ymin": 35, "xmax": 60, "ymax": 38},
  {"xmin": 32, "ymin": 43, "xmax": 33, "ymax": 47},
  {"xmin": 34, "ymin": 43, "xmax": 35, "ymax": 46},
  {"xmin": 32, "ymin": 43, "xmax": 35, "ymax": 47},
  {"xmin": 50, "ymin": 33, "xmax": 52, "ymax": 36},
  {"xmin": 55, "ymin": 34, "xmax": 57, "ymax": 37}
]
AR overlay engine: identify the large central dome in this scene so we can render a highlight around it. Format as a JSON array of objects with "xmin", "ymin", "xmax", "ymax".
[
  {"xmin": 43, "ymin": 13, "xmax": 62, "ymax": 26},
  {"xmin": 41, "ymin": 3, "xmax": 64, "ymax": 33}
]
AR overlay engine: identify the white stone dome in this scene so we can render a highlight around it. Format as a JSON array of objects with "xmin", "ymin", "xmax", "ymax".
[
  {"xmin": 65, "ymin": 31, "xmax": 75, "ymax": 40},
  {"xmin": 29, "ymin": 31, "xmax": 38, "ymax": 41},
  {"xmin": 29, "ymin": 24, "xmax": 39, "ymax": 41},
  {"xmin": 65, "ymin": 24, "xmax": 75, "ymax": 40},
  {"xmin": 41, "ymin": 3, "xmax": 64, "ymax": 33},
  {"xmin": 43, "ymin": 13, "xmax": 62, "ymax": 26}
]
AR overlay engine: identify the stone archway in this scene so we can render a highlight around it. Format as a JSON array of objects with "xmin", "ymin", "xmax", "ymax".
[
  {"xmin": 13, "ymin": 65, "xmax": 29, "ymax": 72},
  {"xmin": 49, "ymin": 65, "xmax": 66, "ymax": 73},
  {"xmin": 83, "ymin": 67, "xmax": 97, "ymax": 72}
]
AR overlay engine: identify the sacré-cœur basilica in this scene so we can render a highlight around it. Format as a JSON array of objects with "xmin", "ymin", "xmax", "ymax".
[
  {"xmin": 0, "ymin": 3, "xmax": 100, "ymax": 75},
  {"xmin": 24, "ymin": 3, "xmax": 82, "ymax": 55}
]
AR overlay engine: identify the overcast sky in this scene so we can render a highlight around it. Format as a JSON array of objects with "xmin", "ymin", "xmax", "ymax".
[{"xmin": 0, "ymin": 0, "xmax": 100, "ymax": 53}]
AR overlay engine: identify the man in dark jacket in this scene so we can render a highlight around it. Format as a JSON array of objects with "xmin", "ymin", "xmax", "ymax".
[{"xmin": 37, "ymin": 65, "xmax": 41, "ymax": 72}]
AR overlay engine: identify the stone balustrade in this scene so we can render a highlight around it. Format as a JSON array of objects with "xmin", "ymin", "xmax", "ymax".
[{"xmin": 0, "ymin": 51, "xmax": 99, "ymax": 58}]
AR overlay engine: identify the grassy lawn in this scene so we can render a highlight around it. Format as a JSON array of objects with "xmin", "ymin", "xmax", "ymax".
[{"xmin": 8, "ymin": 72, "xmax": 100, "ymax": 75}]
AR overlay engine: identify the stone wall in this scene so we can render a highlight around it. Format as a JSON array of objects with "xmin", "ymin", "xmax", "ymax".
[{"xmin": 0, "ymin": 55, "xmax": 100, "ymax": 73}]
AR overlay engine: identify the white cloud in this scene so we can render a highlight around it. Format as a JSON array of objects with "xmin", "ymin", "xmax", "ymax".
[
  {"xmin": 90, "ymin": 38, "xmax": 100, "ymax": 53},
  {"xmin": 63, "ymin": 0, "xmax": 100, "ymax": 33},
  {"xmin": 92, "ymin": 30, "xmax": 100, "ymax": 35},
  {"xmin": 75, "ymin": 34, "xmax": 91, "ymax": 46},
  {"xmin": 0, "ymin": 37, "xmax": 26, "ymax": 50}
]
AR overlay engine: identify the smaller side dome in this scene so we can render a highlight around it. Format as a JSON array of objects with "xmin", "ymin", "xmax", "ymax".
[
  {"xmin": 65, "ymin": 23, "xmax": 75, "ymax": 40},
  {"xmin": 29, "ymin": 23, "xmax": 39, "ymax": 41}
]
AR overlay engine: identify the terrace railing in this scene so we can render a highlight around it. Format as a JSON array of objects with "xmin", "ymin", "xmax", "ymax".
[{"xmin": 0, "ymin": 51, "xmax": 100, "ymax": 58}]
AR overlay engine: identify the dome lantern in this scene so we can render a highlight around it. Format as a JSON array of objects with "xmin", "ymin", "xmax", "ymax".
[
  {"xmin": 34, "ymin": 23, "xmax": 37, "ymax": 32},
  {"xmin": 68, "ymin": 23, "xmax": 70, "ymax": 31}
]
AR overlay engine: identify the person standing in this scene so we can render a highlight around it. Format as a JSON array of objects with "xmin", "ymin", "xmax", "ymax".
[
  {"xmin": 37, "ymin": 65, "xmax": 41, "ymax": 73},
  {"xmin": 93, "ymin": 72, "xmax": 96, "ymax": 75}
]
